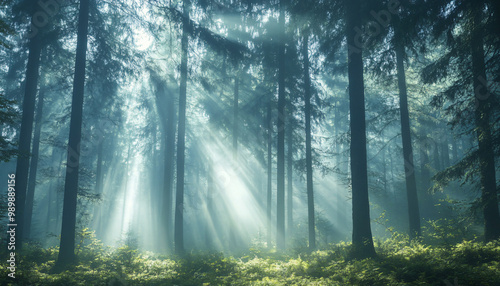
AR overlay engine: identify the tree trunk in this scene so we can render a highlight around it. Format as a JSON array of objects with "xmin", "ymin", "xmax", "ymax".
[
  {"xmin": 395, "ymin": 38, "xmax": 421, "ymax": 239},
  {"xmin": 276, "ymin": 0, "xmax": 286, "ymax": 250},
  {"xmin": 56, "ymin": 0, "xmax": 90, "ymax": 267},
  {"xmin": 389, "ymin": 144, "xmax": 395, "ymax": 203},
  {"xmin": 120, "ymin": 145, "xmax": 131, "ymax": 235},
  {"xmin": 266, "ymin": 100, "xmax": 272, "ymax": 248},
  {"xmin": 165, "ymin": 1, "xmax": 177, "ymax": 251},
  {"xmin": 286, "ymin": 111, "xmax": 293, "ymax": 242},
  {"xmin": 419, "ymin": 136, "xmax": 430, "ymax": 193},
  {"xmin": 93, "ymin": 139, "xmax": 104, "ymax": 236},
  {"xmin": 96, "ymin": 141, "xmax": 104, "ymax": 198},
  {"xmin": 53, "ymin": 151, "xmax": 64, "ymax": 236},
  {"xmin": 45, "ymin": 148, "xmax": 62, "ymax": 237},
  {"xmin": 151, "ymin": 122, "xmax": 158, "ymax": 237},
  {"xmin": 303, "ymin": 32, "xmax": 316, "ymax": 251},
  {"xmin": 97, "ymin": 134, "xmax": 114, "ymax": 236},
  {"xmin": 174, "ymin": 0, "xmax": 190, "ymax": 255},
  {"xmin": 24, "ymin": 70, "xmax": 46, "ymax": 239},
  {"xmin": 163, "ymin": 87, "xmax": 176, "ymax": 251},
  {"xmin": 432, "ymin": 139, "xmax": 441, "ymax": 171},
  {"xmin": 233, "ymin": 75, "xmax": 239, "ymax": 160},
  {"xmin": 418, "ymin": 135, "xmax": 435, "ymax": 219},
  {"xmin": 345, "ymin": 0, "xmax": 376, "ymax": 258},
  {"xmin": 451, "ymin": 138, "xmax": 458, "ymax": 164},
  {"xmin": 441, "ymin": 132, "xmax": 450, "ymax": 168},
  {"xmin": 228, "ymin": 73, "xmax": 239, "ymax": 250},
  {"xmin": 155, "ymin": 79, "xmax": 176, "ymax": 252},
  {"xmin": 382, "ymin": 144, "xmax": 388, "ymax": 194},
  {"xmin": 163, "ymin": 91, "xmax": 176, "ymax": 248},
  {"xmin": 206, "ymin": 158, "xmax": 214, "ymax": 248},
  {"xmin": 470, "ymin": 4, "xmax": 500, "ymax": 241},
  {"xmin": 14, "ymin": 0, "xmax": 43, "ymax": 246}
]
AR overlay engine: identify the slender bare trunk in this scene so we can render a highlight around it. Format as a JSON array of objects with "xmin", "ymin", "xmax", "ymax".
[
  {"xmin": 266, "ymin": 100, "xmax": 272, "ymax": 247},
  {"xmin": 303, "ymin": 32, "xmax": 316, "ymax": 251},
  {"xmin": 15, "ymin": 0, "xmax": 43, "ymax": 246},
  {"xmin": 174, "ymin": 0, "xmax": 190, "ymax": 255},
  {"xmin": 24, "ymin": 69, "xmax": 46, "ymax": 239},
  {"xmin": 276, "ymin": 0, "xmax": 286, "ymax": 250},
  {"xmin": 56, "ymin": 0, "xmax": 90, "ymax": 267},
  {"xmin": 395, "ymin": 36, "xmax": 421, "ymax": 239},
  {"xmin": 345, "ymin": 0, "xmax": 376, "ymax": 258}
]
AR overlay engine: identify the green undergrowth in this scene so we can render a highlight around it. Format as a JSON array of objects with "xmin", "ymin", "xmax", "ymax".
[{"xmin": 1, "ymin": 234, "xmax": 499, "ymax": 285}]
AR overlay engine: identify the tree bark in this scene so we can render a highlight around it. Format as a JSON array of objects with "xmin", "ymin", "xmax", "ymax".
[
  {"xmin": 52, "ymin": 151, "xmax": 65, "ymax": 236},
  {"xmin": 206, "ymin": 158, "xmax": 214, "ymax": 248},
  {"xmin": 451, "ymin": 138, "xmax": 458, "ymax": 164},
  {"xmin": 163, "ymin": 87, "xmax": 176, "ymax": 251},
  {"xmin": 382, "ymin": 144, "xmax": 388, "ymax": 194},
  {"xmin": 174, "ymin": 0, "xmax": 190, "ymax": 255},
  {"xmin": 154, "ymin": 79, "xmax": 176, "ymax": 252},
  {"xmin": 266, "ymin": 99, "xmax": 272, "ymax": 248},
  {"xmin": 93, "ymin": 139, "xmax": 104, "ymax": 235},
  {"xmin": 24, "ymin": 72, "xmax": 46, "ymax": 239},
  {"xmin": 303, "ymin": 32, "xmax": 316, "ymax": 251},
  {"xmin": 276, "ymin": 0, "xmax": 286, "ymax": 250},
  {"xmin": 45, "ymin": 149, "xmax": 62, "ymax": 236},
  {"xmin": 470, "ymin": 3, "xmax": 500, "ymax": 241},
  {"xmin": 233, "ymin": 74, "xmax": 239, "ymax": 160},
  {"xmin": 286, "ymin": 110, "xmax": 293, "ymax": 242},
  {"xmin": 441, "ymin": 132, "xmax": 450, "ymax": 168},
  {"xmin": 419, "ymin": 135, "xmax": 436, "ymax": 220},
  {"xmin": 56, "ymin": 0, "xmax": 90, "ymax": 267},
  {"xmin": 345, "ymin": 0, "xmax": 376, "ymax": 258},
  {"xmin": 227, "ymin": 72, "xmax": 239, "ymax": 250},
  {"xmin": 229, "ymin": 73, "xmax": 240, "ymax": 250},
  {"xmin": 165, "ymin": 0, "xmax": 177, "ymax": 251},
  {"xmin": 395, "ymin": 37, "xmax": 421, "ymax": 239},
  {"xmin": 432, "ymin": 139, "xmax": 441, "ymax": 171},
  {"xmin": 14, "ymin": 0, "xmax": 43, "ymax": 246}
]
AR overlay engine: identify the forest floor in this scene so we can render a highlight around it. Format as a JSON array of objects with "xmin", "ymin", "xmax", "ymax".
[{"xmin": 1, "ymin": 233, "xmax": 499, "ymax": 285}]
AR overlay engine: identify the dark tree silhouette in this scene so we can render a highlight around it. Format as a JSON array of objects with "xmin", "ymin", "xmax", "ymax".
[
  {"xmin": 394, "ymin": 18, "xmax": 421, "ymax": 239},
  {"xmin": 345, "ymin": 0, "xmax": 376, "ymax": 259},
  {"xmin": 303, "ymin": 30, "xmax": 316, "ymax": 251},
  {"xmin": 14, "ymin": 0, "xmax": 43, "ymax": 247},
  {"xmin": 470, "ymin": 2, "xmax": 500, "ymax": 241},
  {"xmin": 55, "ymin": 0, "xmax": 90, "ymax": 267},
  {"xmin": 24, "ymin": 67, "xmax": 46, "ymax": 239},
  {"xmin": 276, "ymin": 0, "xmax": 287, "ymax": 250},
  {"xmin": 174, "ymin": 0, "xmax": 190, "ymax": 256}
]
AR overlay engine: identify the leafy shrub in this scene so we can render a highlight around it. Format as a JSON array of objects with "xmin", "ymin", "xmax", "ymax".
[
  {"xmin": 0, "ymin": 236, "xmax": 498, "ymax": 285},
  {"xmin": 422, "ymin": 218, "xmax": 477, "ymax": 246}
]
